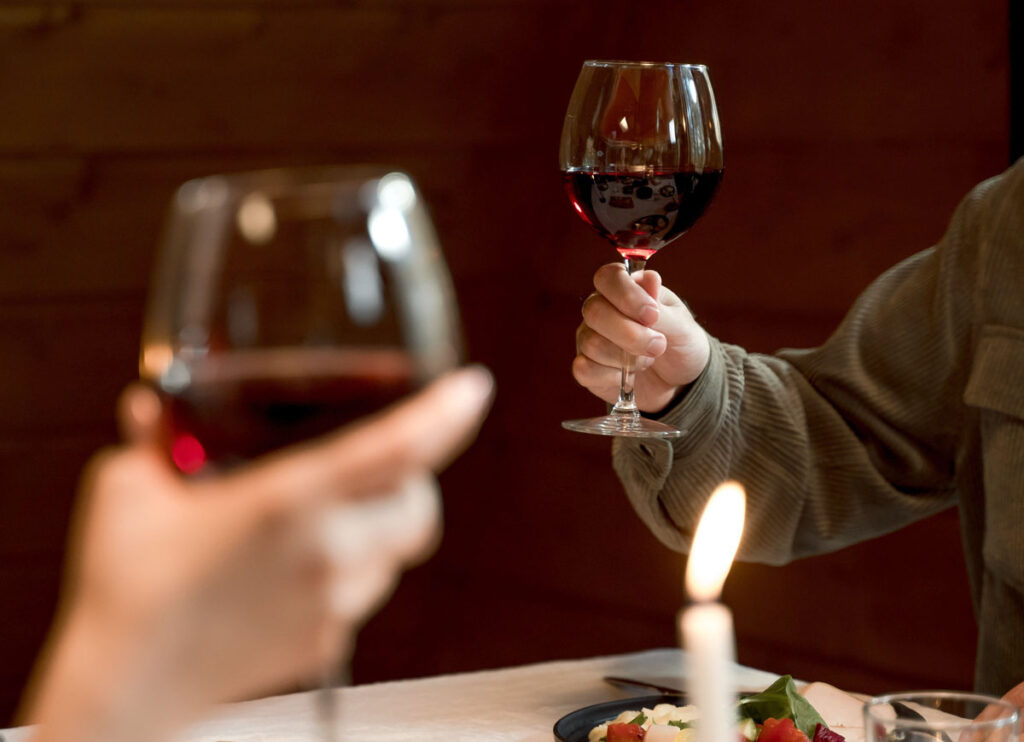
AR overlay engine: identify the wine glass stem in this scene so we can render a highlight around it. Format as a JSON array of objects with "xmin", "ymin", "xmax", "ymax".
[
  {"xmin": 610, "ymin": 256, "xmax": 648, "ymax": 417},
  {"xmin": 318, "ymin": 662, "xmax": 348, "ymax": 742}
]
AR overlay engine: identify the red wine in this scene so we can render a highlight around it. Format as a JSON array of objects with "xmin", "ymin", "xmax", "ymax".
[
  {"xmin": 563, "ymin": 170, "xmax": 723, "ymax": 260},
  {"xmin": 158, "ymin": 347, "xmax": 419, "ymax": 474}
]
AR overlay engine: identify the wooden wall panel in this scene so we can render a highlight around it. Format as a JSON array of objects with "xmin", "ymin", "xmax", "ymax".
[
  {"xmin": 726, "ymin": 508, "xmax": 978, "ymax": 692},
  {"xmin": 0, "ymin": 5, "xmax": 613, "ymax": 153},
  {"xmin": 0, "ymin": 301, "xmax": 139, "ymax": 434},
  {"xmin": 617, "ymin": 2, "xmax": 1007, "ymax": 144},
  {"xmin": 0, "ymin": 438, "xmax": 96, "ymax": 555},
  {"xmin": 0, "ymin": 0, "xmax": 1009, "ymax": 726},
  {"xmin": 0, "ymin": 563, "xmax": 63, "ymax": 712},
  {"xmin": 0, "ymin": 4, "xmax": 1002, "ymax": 151},
  {"xmin": 0, "ymin": 151, "xmax": 480, "ymax": 299}
]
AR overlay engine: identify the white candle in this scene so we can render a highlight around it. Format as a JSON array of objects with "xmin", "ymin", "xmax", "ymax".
[
  {"xmin": 682, "ymin": 603, "xmax": 736, "ymax": 742},
  {"xmin": 681, "ymin": 481, "xmax": 746, "ymax": 742}
]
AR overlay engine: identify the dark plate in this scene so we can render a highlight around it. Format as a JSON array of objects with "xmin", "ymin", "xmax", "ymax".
[{"xmin": 553, "ymin": 694, "xmax": 686, "ymax": 742}]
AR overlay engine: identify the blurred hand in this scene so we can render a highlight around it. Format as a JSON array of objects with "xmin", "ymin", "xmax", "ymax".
[
  {"xmin": 22, "ymin": 366, "xmax": 493, "ymax": 742},
  {"xmin": 1002, "ymin": 680, "xmax": 1024, "ymax": 710},
  {"xmin": 572, "ymin": 263, "xmax": 709, "ymax": 413},
  {"xmin": 965, "ymin": 682, "xmax": 1024, "ymax": 742}
]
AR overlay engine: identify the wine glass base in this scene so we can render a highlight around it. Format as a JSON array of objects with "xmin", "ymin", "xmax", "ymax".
[{"xmin": 562, "ymin": 414, "xmax": 683, "ymax": 439}]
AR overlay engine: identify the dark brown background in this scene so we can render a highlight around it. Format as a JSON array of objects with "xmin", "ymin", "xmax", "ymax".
[{"xmin": 0, "ymin": 0, "xmax": 1010, "ymax": 725}]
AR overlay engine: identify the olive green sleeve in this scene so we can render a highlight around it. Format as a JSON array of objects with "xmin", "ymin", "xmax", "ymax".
[{"xmin": 610, "ymin": 172, "xmax": 1004, "ymax": 564}]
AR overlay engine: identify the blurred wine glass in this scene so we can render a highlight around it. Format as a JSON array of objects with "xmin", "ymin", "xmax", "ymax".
[
  {"xmin": 139, "ymin": 165, "xmax": 461, "ymax": 740},
  {"xmin": 560, "ymin": 60, "xmax": 723, "ymax": 438}
]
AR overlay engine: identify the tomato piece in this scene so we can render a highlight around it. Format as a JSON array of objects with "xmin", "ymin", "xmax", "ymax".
[
  {"xmin": 607, "ymin": 722, "xmax": 646, "ymax": 742},
  {"xmin": 758, "ymin": 718, "xmax": 809, "ymax": 742}
]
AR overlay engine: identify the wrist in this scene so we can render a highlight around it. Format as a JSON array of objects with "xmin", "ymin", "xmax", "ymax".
[
  {"xmin": 23, "ymin": 601, "xmax": 189, "ymax": 742},
  {"xmin": 640, "ymin": 382, "xmax": 693, "ymax": 419}
]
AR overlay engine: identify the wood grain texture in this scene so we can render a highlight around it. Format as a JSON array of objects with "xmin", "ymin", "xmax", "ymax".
[{"xmin": 0, "ymin": 0, "xmax": 1009, "ymax": 724}]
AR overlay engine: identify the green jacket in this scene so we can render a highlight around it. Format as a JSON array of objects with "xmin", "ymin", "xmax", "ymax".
[{"xmin": 613, "ymin": 159, "xmax": 1024, "ymax": 694}]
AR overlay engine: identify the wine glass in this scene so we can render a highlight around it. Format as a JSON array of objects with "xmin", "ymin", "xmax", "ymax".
[
  {"xmin": 139, "ymin": 165, "xmax": 461, "ymax": 740},
  {"xmin": 865, "ymin": 691, "xmax": 1020, "ymax": 742},
  {"xmin": 560, "ymin": 60, "xmax": 723, "ymax": 438}
]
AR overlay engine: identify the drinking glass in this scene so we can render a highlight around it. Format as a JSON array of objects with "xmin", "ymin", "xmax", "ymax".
[
  {"xmin": 865, "ymin": 691, "xmax": 1021, "ymax": 742},
  {"xmin": 139, "ymin": 165, "xmax": 461, "ymax": 740},
  {"xmin": 560, "ymin": 60, "xmax": 723, "ymax": 438}
]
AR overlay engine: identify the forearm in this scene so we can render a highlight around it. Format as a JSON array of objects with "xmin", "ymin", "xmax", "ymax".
[
  {"xmin": 23, "ymin": 604, "xmax": 193, "ymax": 742},
  {"xmin": 614, "ymin": 331, "xmax": 960, "ymax": 564},
  {"xmin": 611, "ymin": 165, "xmax": 1007, "ymax": 561}
]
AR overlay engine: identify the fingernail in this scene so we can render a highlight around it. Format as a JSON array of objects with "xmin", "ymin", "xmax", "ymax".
[
  {"xmin": 644, "ymin": 334, "xmax": 666, "ymax": 357},
  {"xmin": 460, "ymin": 365, "xmax": 496, "ymax": 404},
  {"xmin": 639, "ymin": 304, "xmax": 659, "ymax": 326}
]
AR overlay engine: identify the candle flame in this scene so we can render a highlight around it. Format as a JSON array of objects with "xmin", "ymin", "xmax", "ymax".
[{"xmin": 685, "ymin": 481, "xmax": 746, "ymax": 601}]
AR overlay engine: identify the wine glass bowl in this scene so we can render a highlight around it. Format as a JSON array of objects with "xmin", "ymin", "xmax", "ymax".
[
  {"xmin": 560, "ymin": 60, "xmax": 723, "ymax": 438},
  {"xmin": 140, "ymin": 166, "xmax": 461, "ymax": 474}
]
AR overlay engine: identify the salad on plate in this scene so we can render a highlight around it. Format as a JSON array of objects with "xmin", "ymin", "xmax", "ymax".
[{"xmin": 589, "ymin": 676, "xmax": 857, "ymax": 742}]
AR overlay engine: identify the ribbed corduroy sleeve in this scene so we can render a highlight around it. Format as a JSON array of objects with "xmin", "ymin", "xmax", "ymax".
[{"xmin": 610, "ymin": 165, "xmax": 1019, "ymax": 565}]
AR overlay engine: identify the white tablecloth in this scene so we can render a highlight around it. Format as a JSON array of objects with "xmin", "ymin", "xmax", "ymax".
[{"xmin": 2, "ymin": 648, "xmax": 784, "ymax": 742}]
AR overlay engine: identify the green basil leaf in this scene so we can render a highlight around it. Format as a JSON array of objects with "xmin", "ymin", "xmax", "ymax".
[{"xmin": 736, "ymin": 675, "xmax": 825, "ymax": 738}]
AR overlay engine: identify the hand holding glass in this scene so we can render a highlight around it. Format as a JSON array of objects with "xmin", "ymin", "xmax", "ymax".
[
  {"xmin": 140, "ymin": 166, "xmax": 461, "ymax": 741},
  {"xmin": 560, "ymin": 60, "xmax": 723, "ymax": 438}
]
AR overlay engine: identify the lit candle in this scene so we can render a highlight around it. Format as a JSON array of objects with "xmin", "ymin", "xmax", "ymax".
[{"xmin": 681, "ymin": 481, "xmax": 746, "ymax": 742}]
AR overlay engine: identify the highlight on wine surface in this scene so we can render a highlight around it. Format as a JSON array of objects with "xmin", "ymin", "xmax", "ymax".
[
  {"xmin": 560, "ymin": 60, "xmax": 723, "ymax": 439},
  {"xmin": 140, "ymin": 166, "xmax": 462, "ymax": 474}
]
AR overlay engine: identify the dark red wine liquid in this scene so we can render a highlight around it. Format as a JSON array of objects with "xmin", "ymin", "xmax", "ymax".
[
  {"xmin": 159, "ymin": 348, "xmax": 418, "ymax": 474},
  {"xmin": 563, "ymin": 170, "xmax": 723, "ymax": 259}
]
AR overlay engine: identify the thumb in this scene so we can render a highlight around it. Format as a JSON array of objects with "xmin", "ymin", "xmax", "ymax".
[
  {"xmin": 117, "ymin": 383, "xmax": 164, "ymax": 446},
  {"xmin": 218, "ymin": 365, "xmax": 495, "ymax": 510}
]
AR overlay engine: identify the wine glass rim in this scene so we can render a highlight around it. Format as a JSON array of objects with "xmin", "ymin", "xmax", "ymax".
[
  {"xmin": 582, "ymin": 59, "xmax": 708, "ymax": 70},
  {"xmin": 864, "ymin": 690, "xmax": 1021, "ymax": 727},
  {"xmin": 170, "ymin": 164, "xmax": 420, "ymax": 216},
  {"xmin": 181, "ymin": 163, "xmax": 411, "ymax": 190}
]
